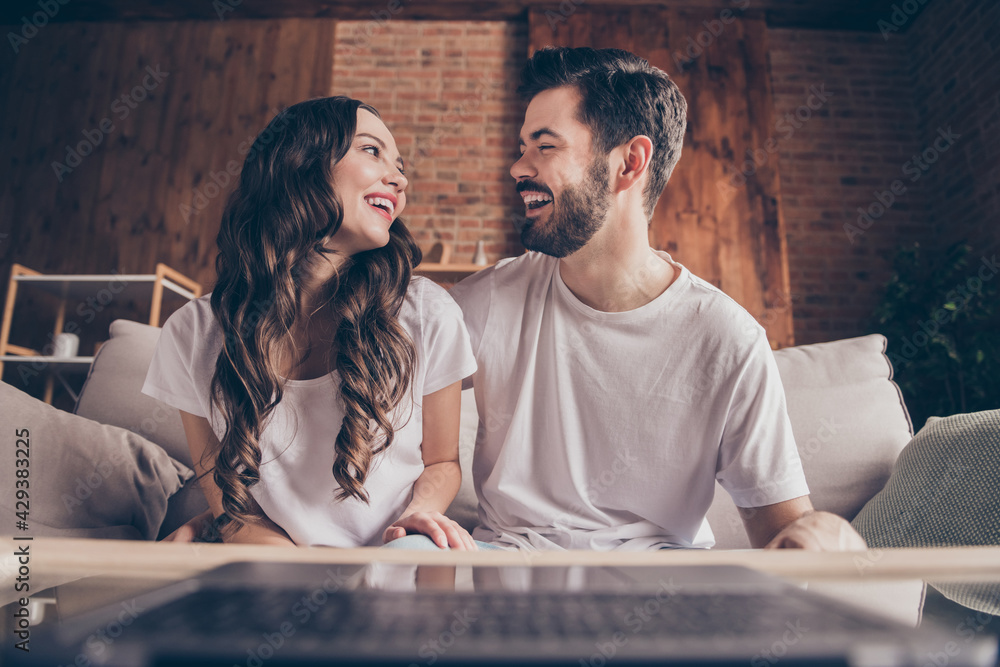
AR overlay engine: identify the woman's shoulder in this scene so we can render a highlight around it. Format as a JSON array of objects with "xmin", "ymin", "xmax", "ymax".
[
  {"xmin": 163, "ymin": 292, "xmax": 217, "ymax": 333},
  {"xmin": 405, "ymin": 275, "xmax": 456, "ymax": 307},
  {"xmin": 400, "ymin": 276, "xmax": 463, "ymax": 328},
  {"xmin": 159, "ymin": 293, "xmax": 224, "ymax": 355}
]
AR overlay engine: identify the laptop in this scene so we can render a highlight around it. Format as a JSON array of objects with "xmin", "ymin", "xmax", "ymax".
[{"xmin": 19, "ymin": 561, "xmax": 999, "ymax": 666}]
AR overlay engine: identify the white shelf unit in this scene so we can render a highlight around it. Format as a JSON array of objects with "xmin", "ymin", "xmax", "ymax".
[{"xmin": 0, "ymin": 263, "xmax": 202, "ymax": 404}]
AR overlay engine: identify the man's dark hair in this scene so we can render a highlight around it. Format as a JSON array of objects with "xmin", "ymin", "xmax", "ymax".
[{"xmin": 517, "ymin": 47, "xmax": 687, "ymax": 221}]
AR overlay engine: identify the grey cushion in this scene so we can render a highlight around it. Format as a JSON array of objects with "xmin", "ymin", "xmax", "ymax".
[
  {"xmin": 851, "ymin": 410, "xmax": 1000, "ymax": 613},
  {"xmin": 852, "ymin": 409, "xmax": 1000, "ymax": 548},
  {"xmin": 76, "ymin": 319, "xmax": 192, "ymax": 466},
  {"xmin": 0, "ymin": 381, "xmax": 193, "ymax": 540},
  {"xmin": 76, "ymin": 319, "xmax": 209, "ymax": 538},
  {"xmin": 707, "ymin": 334, "xmax": 913, "ymax": 548}
]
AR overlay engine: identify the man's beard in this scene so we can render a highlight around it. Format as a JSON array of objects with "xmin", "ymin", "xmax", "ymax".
[{"xmin": 519, "ymin": 157, "xmax": 611, "ymax": 258}]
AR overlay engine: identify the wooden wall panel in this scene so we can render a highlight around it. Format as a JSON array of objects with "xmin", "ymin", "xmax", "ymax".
[
  {"xmin": 529, "ymin": 8, "xmax": 794, "ymax": 347},
  {"xmin": 0, "ymin": 18, "xmax": 337, "ymax": 295},
  {"xmin": 0, "ymin": 18, "xmax": 337, "ymax": 393}
]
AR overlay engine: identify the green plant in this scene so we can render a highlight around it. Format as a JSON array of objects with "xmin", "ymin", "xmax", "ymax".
[{"xmin": 871, "ymin": 242, "xmax": 1000, "ymax": 430}]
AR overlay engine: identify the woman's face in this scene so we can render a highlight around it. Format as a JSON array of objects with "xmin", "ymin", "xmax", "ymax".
[{"xmin": 328, "ymin": 109, "xmax": 408, "ymax": 256}]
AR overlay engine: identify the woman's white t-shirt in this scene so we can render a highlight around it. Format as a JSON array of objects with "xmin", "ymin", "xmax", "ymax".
[{"xmin": 141, "ymin": 276, "xmax": 477, "ymax": 547}]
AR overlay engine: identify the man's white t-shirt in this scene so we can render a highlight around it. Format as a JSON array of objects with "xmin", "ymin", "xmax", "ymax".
[
  {"xmin": 449, "ymin": 251, "xmax": 809, "ymax": 551},
  {"xmin": 141, "ymin": 276, "xmax": 477, "ymax": 547}
]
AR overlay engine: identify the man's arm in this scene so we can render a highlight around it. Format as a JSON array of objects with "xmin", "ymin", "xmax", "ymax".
[{"xmin": 738, "ymin": 496, "xmax": 867, "ymax": 550}]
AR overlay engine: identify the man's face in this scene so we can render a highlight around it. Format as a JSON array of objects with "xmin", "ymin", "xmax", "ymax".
[{"xmin": 511, "ymin": 86, "xmax": 612, "ymax": 258}]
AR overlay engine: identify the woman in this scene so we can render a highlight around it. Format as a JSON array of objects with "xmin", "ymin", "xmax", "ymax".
[{"xmin": 142, "ymin": 96, "xmax": 479, "ymax": 550}]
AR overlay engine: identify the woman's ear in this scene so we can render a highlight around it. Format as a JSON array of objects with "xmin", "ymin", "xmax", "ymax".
[{"xmin": 614, "ymin": 135, "xmax": 654, "ymax": 195}]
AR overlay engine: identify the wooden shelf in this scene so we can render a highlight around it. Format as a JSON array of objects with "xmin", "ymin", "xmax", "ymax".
[
  {"xmin": 415, "ymin": 241, "xmax": 493, "ymax": 280},
  {"xmin": 1, "ymin": 262, "xmax": 202, "ymax": 404},
  {"xmin": 11, "ymin": 273, "xmax": 199, "ymax": 301},
  {"xmin": 415, "ymin": 262, "xmax": 491, "ymax": 275},
  {"xmin": 0, "ymin": 356, "xmax": 96, "ymax": 373}
]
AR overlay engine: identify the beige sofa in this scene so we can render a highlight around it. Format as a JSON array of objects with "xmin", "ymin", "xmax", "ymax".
[{"xmin": 57, "ymin": 319, "xmax": 913, "ymax": 548}]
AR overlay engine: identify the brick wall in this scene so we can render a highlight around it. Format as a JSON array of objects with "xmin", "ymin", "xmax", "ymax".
[
  {"xmin": 767, "ymin": 29, "xmax": 933, "ymax": 344},
  {"xmin": 908, "ymin": 0, "xmax": 999, "ymax": 257},
  {"xmin": 768, "ymin": 1, "xmax": 999, "ymax": 345},
  {"xmin": 333, "ymin": 20, "xmax": 527, "ymax": 264}
]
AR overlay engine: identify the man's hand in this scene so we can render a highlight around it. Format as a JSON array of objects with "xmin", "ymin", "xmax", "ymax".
[
  {"xmin": 383, "ymin": 511, "xmax": 477, "ymax": 550},
  {"xmin": 740, "ymin": 496, "xmax": 867, "ymax": 551},
  {"xmin": 764, "ymin": 510, "xmax": 867, "ymax": 551},
  {"xmin": 161, "ymin": 509, "xmax": 213, "ymax": 542}
]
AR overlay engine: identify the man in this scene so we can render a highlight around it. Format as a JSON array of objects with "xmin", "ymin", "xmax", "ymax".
[{"xmin": 449, "ymin": 46, "xmax": 866, "ymax": 551}]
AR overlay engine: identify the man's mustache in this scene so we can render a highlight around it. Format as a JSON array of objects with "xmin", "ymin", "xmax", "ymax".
[{"xmin": 516, "ymin": 180, "xmax": 553, "ymax": 197}]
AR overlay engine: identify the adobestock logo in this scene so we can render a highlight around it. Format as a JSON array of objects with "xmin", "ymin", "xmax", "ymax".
[
  {"xmin": 844, "ymin": 126, "xmax": 960, "ymax": 244},
  {"xmin": 180, "ymin": 107, "xmax": 293, "ymax": 224},
  {"xmin": 7, "ymin": 0, "xmax": 70, "ymax": 54},
  {"xmin": 671, "ymin": 0, "xmax": 751, "ymax": 70},
  {"xmin": 51, "ymin": 65, "xmax": 170, "ymax": 182},
  {"xmin": 877, "ymin": 0, "xmax": 930, "ymax": 40},
  {"xmin": 718, "ymin": 84, "xmax": 830, "ymax": 194}
]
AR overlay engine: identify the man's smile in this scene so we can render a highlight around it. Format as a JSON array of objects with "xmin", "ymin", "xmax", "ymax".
[{"xmin": 517, "ymin": 182, "xmax": 554, "ymax": 217}]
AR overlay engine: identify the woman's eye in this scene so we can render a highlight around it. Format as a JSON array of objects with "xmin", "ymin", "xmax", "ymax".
[{"xmin": 363, "ymin": 145, "xmax": 379, "ymax": 157}]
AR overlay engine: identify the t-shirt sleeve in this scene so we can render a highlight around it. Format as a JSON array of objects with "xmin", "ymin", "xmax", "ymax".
[
  {"xmin": 419, "ymin": 282, "xmax": 479, "ymax": 396},
  {"xmin": 140, "ymin": 299, "xmax": 214, "ymax": 417},
  {"xmin": 715, "ymin": 329, "xmax": 810, "ymax": 508},
  {"xmin": 447, "ymin": 267, "xmax": 493, "ymax": 389}
]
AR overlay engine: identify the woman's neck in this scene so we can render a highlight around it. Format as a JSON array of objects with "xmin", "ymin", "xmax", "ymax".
[{"xmin": 279, "ymin": 301, "xmax": 340, "ymax": 382}]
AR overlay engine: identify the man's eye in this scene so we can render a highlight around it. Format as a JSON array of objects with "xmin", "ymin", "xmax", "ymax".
[{"xmin": 539, "ymin": 145, "xmax": 554, "ymax": 151}]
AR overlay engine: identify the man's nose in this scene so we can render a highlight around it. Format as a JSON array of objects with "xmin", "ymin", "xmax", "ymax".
[{"xmin": 510, "ymin": 153, "xmax": 536, "ymax": 181}]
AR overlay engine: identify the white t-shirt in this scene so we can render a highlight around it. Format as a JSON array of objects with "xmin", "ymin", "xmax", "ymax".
[
  {"xmin": 141, "ymin": 276, "xmax": 477, "ymax": 547},
  {"xmin": 449, "ymin": 251, "xmax": 809, "ymax": 551}
]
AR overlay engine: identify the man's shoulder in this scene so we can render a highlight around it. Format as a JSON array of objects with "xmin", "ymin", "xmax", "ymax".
[
  {"xmin": 671, "ymin": 266, "xmax": 766, "ymax": 350},
  {"xmin": 450, "ymin": 252, "xmax": 554, "ymax": 305}
]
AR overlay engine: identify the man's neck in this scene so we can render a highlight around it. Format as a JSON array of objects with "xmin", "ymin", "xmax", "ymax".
[{"xmin": 557, "ymin": 212, "xmax": 677, "ymax": 312}]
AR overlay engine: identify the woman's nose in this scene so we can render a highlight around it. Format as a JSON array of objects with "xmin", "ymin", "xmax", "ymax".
[{"xmin": 385, "ymin": 169, "xmax": 407, "ymax": 191}]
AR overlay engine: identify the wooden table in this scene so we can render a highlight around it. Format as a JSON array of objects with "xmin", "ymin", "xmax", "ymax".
[
  {"xmin": 5, "ymin": 537, "xmax": 1000, "ymax": 603},
  {"xmin": 4, "ymin": 538, "xmax": 999, "ymax": 665}
]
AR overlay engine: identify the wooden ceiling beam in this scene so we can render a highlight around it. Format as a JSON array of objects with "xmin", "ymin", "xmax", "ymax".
[{"xmin": 0, "ymin": 0, "xmax": 927, "ymax": 33}]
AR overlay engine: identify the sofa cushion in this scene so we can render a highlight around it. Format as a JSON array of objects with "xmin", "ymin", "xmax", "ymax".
[
  {"xmin": 851, "ymin": 409, "xmax": 1000, "ymax": 548},
  {"xmin": 76, "ymin": 319, "xmax": 192, "ymax": 466},
  {"xmin": 851, "ymin": 409, "xmax": 1000, "ymax": 613},
  {"xmin": 0, "ymin": 381, "xmax": 193, "ymax": 540},
  {"xmin": 76, "ymin": 319, "xmax": 209, "ymax": 538},
  {"xmin": 706, "ymin": 334, "xmax": 914, "ymax": 548}
]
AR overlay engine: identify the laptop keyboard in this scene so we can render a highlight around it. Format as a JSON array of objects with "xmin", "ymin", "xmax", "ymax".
[{"xmin": 133, "ymin": 588, "xmax": 882, "ymax": 641}]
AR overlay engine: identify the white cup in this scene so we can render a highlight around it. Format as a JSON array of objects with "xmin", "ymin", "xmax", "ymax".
[{"xmin": 53, "ymin": 333, "xmax": 80, "ymax": 358}]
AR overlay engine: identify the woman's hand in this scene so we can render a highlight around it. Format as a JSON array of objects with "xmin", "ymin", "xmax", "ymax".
[
  {"xmin": 161, "ymin": 509, "xmax": 214, "ymax": 542},
  {"xmin": 383, "ymin": 511, "xmax": 477, "ymax": 550}
]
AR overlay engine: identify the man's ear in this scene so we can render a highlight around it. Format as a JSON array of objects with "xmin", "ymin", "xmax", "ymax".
[{"xmin": 614, "ymin": 135, "xmax": 653, "ymax": 194}]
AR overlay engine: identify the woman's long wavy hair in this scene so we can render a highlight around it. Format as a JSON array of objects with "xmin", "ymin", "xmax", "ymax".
[{"xmin": 207, "ymin": 96, "xmax": 422, "ymax": 536}]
